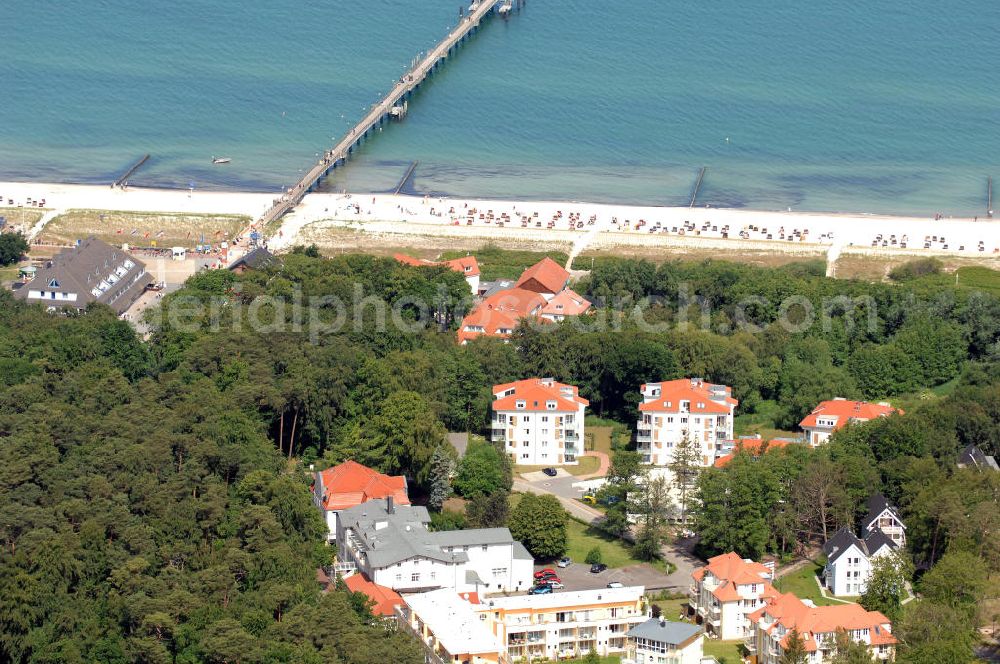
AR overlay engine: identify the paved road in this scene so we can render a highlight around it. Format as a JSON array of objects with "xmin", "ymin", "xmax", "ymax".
[{"xmin": 512, "ymin": 478, "xmax": 603, "ymax": 524}]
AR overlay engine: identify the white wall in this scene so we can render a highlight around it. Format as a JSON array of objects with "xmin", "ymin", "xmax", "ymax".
[
  {"xmin": 825, "ymin": 544, "xmax": 872, "ymax": 596},
  {"xmin": 495, "ymin": 404, "xmax": 586, "ymax": 466}
]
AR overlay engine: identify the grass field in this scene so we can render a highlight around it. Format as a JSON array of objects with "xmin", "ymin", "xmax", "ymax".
[
  {"xmin": 563, "ymin": 517, "xmax": 671, "ymax": 573},
  {"xmin": 773, "ymin": 561, "xmax": 851, "ymax": 607},
  {"xmin": 0, "ymin": 208, "xmax": 47, "ymax": 232},
  {"xmin": 441, "ymin": 243, "xmax": 569, "ymax": 281},
  {"xmin": 586, "ymin": 426, "xmax": 613, "ymax": 456},
  {"xmin": 734, "ymin": 400, "xmax": 800, "ymax": 441},
  {"xmin": 38, "ymin": 209, "xmax": 249, "ymax": 248},
  {"xmin": 703, "ymin": 639, "xmax": 745, "ymax": 663},
  {"xmin": 516, "ymin": 455, "xmax": 601, "ymax": 477}
]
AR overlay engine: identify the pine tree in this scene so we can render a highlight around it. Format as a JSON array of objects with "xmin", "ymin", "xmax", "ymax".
[
  {"xmin": 668, "ymin": 430, "xmax": 702, "ymax": 525},
  {"xmin": 427, "ymin": 445, "xmax": 455, "ymax": 511},
  {"xmin": 779, "ymin": 628, "xmax": 808, "ymax": 664}
]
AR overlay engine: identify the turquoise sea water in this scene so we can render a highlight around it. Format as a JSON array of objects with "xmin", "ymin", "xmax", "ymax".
[{"xmin": 2, "ymin": 0, "xmax": 998, "ymax": 215}]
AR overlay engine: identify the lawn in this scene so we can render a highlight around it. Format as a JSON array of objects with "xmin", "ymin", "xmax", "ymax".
[
  {"xmin": 563, "ymin": 518, "xmax": 672, "ymax": 573},
  {"xmin": 0, "ymin": 264, "xmax": 19, "ymax": 285},
  {"xmin": 703, "ymin": 639, "xmax": 745, "ymax": 664},
  {"xmin": 516, "ymin": 455, "xmax": 600, "ymax": 477},
  {"xmin": 954, "ymin": 266, "xmax": 1000, "ymax": 294},
  {"xmin": 440, "ymin": 243, "xmax": 568, "ymax": 281},
  {"xmin": 38, "ymin": 209, "xmax": 249, "ymax": 248},
  {"xmin": 773, "ymin": 561, "xmax": 848, "ymax": 607},
  {"xmin": 733, "ymin": 399, "xmax": 800, "ymax": 441},
  {"xmin": 586, "ymin": 426, "xmax": 613, "ymax": 456},
  {"xmin": 0, "ymin": 208, "xmax": 46, "ymax": 233}
]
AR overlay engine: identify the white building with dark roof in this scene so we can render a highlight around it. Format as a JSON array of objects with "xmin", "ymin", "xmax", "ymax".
[
  {"xmin": 861, "ymin": 494, "xmax": 906, "ymax": 548},
  {"xmin": 958, "ymin": 444, "xmax": 999, "ymax": 472},
  {"xmin": 336, "ymin": 498, "xmax": 533, "ymax": 595},
  {"xmin": 624, "ymin": 618, "xmax": 706, "ymax": 664},
  {"xmin": 822, "ymin": 526, "xmax": 898, "ymax": 597},
  {"xmin": 13, "ymin": 237, "xmax": 152, "ymax": 314}
]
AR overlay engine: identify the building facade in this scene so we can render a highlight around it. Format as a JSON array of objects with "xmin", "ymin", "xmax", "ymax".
[
  {"xmin": 747, "ymin": 592, "xmax": 896, "ymax": 663},
  {"xmin": 336, "ymin": 499, "xmax": 533, "ymax": 594},
  {"xmin": 400, "ymin": 589, "xmax": 507, "ymax": 664},
  {"xmin": 822, "ymin": 527, "xmax": 898, "ymax": 597},
  {"xmin": 491, "ymin": 378, "xmax": 588, "ymax": 466},
  {"xmin": 636, "ymin": 378, "xmax": 737, "ymax": 468},
  {"xmin": 799, "ymin": 399, "xmax": 900, "ymax": 446},
  {"xmin": 485, "ymin": 586, "xmax": 647, "ymax": 660},
  {"xmin": 861, "ymin": 494, "xmax": 906, "ymax": 548},
  {"xmin": 624, "ymin": 618, "xmax": 705, "ymax": 664},
  {"xmin": 689, "ymin": 552, "xmax": 776, "ymax": 640}
]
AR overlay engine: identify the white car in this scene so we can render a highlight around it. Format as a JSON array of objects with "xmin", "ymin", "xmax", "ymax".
[
  {"xmin": 557, "ymin": 557, "xmax": 572, "ymax": 568},
  {"xmin": 606, "ymin": 581, "xmax": 624, "ymax": 589},
  {"xmin": 546, "ymin": 581, "xmax": 565, "ymax": 589}
]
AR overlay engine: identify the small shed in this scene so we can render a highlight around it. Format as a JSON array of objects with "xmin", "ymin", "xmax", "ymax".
[{"xmin": 171, "ymin": 247, "xmax": 186, "ymax": 261}]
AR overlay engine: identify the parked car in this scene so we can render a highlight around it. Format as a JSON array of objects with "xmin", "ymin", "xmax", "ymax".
[
  {"xmin": 606, "ymin": 581, "xmax": 624, "ymax": 588},
  {"xmin": 537, "ymin": 572, "xmax": 561, "ymax": 583},
  {"xmin": 542, "ymin": 467, "xmax": 558, "ymax": 477},
  {"xmin": 528, "ymin": 584, "xmax": 553, "ymax": 595},
  {"xmin": 581, "ymin": 494, "xmax": 597, "ymax": 505},
  {"xmin": 544, "ymin": 581, "xmax": 565, "ymax": 589},
  {"xmin": 557, "ymin": 557, "xmax": 573, "ymax": 568},
  {"xmin": 534, "ymin": 568, "xmax": 556, "ymax": 579},
  {"xmin": 590, "ymin": 563, "xmax": 608, "ymax": 573}
]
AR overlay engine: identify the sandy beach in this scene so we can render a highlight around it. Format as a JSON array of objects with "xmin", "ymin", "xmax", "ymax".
[{"xmin": 3, "ymin": 182, "xmax": 999, "ymax": 268}]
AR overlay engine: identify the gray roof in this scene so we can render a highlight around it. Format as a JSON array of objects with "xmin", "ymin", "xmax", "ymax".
[
  {"xmin": 479, "ymin": 279, "xmax": 515, "ymax": 298},
  {"xmin": 13, "ymin": 237, "xmax": 152, "ymax": 314},
  {"xmin": 823, "ymin": 526, "xmax": 866, "ymax": 563},
  {"xmin": 959, "ymin": 444, "xmax": 999, "ymax": 471},
  {"xmin": 863, "ymin": 528, "xmax": 898, "ymax": 555},
  {"xmin": 513, "ymin": 541, "xmax": 533, "ymax": 561},
  {"xmin": 339, "ymin": 500, "xmax": 516, "ymax": 569},
  {"xmin": 626, "ymin": 618, "xmax": 700, "ymax": 646},
  {"xmin": 229, "ymin": 246, "xmax": 278, "ymax": 271},
  {"xmin": 862, "ymin": 494, "xmax": 902, "ymax": 531}
]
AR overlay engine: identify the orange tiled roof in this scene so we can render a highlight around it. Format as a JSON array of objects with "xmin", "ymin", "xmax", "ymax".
[
  {"xmin": 541, "ymin": 288, "xmax": 591, "ymax": 317},
  {"xmin": 492, "ymin": 378, "xmax": 589, "ymax": 412},
  {"xmin": 697, "ymin": 552, "xmax": 772, "ymax": 585},
  {"xmin": 315, "ymin": 460, "xmax": 409, "ymax": 511},
  {"xmin": 750, "ymin": 591, "xmax": 897, "ymax": 652},
  {"xmin": 515, "ymin": 257, "xmax": 570, "ymax": 295},
  {"xmin": 393, "ymin": 253, "xmax": 480, "ymax": 277},
  {"xmin": 457, "ymin": 288, "xmax": 547, "ymax": 343},
  {"xmin": 344, "ymin": 574, "xmax": 404, "ymax": 617},
  {"xmin": 638, "ymin": 378, "xmax": 738, "ymax": 414},
  {"xmin": 799, "ymin": 399, "xmax": 900, "ymax": 431}
]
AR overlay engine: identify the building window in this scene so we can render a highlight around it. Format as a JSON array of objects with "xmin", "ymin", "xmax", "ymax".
[
  {"xmin": 411, "ymin": 573, "xmax": 420, "ymax": 582},
  {"xmin": 396, "ymin": 573, "xmax": 402, "ymax": 582}
]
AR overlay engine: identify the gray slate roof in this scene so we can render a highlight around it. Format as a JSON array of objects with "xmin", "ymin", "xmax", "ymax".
[
  {"xmin": 626, "ymin": 618, "xmax": 700, "ymax": 646},
  {"xmin": 862, "ymin": 493, "xmax": 902, "ymax": 531},
  {"xmin": 513, "ymin": 541, "xmax": 533, "ymax": 561},
  {"xmin": 959, "ymin": 444, "xmax": 999, "ymax": 471},
  {"xmin": 229, "ymin": 247, "xmax": 278, "ymax": 271},
  {"xmin": 339, "ymin": 500, "xmax": 521, "ymax": 569},
  {"xmin": 863, "ymin": 528, "xmax": 898, "ymax": 556},
  {"xmin": 824, "ymin": 525, "xmax": 897, "ymax": 564},
  {"xmin": 13, "ymin": 237, "xmax": 152, "ymax": 314}
]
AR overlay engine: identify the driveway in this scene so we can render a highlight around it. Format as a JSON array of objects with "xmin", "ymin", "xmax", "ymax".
[
  {"xmin": 512, "ymin": 478, "xmax": 603, "ymax": 524},
  {"xmin": 532, "ymin": 562, "xmax": 677, "ymax": 593}
]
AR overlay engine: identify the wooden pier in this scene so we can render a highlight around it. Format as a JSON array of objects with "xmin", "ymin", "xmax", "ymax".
[
  {"xmin": 689, "ymin": 167, "xmax": 707, "ymax": 208},
  {"xmin": 113, "ymin": 154, "xmax": 150, "ymax": 189},
  {"xmin": 394, "ymin": 161, "xmax": 419, "ymax": 195},
  {"xmin": 988, "ymin": 176, "xmax": 993, "ymax": 219},
  {"xmin": 257, "ymin": 0, "xmax": 511, "ymax": 228}
]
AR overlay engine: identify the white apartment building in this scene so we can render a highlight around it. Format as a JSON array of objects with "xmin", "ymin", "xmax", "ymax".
[
  {"xmin": 485, "ymin": 586, "xmax": 647, "ymax": 660},
  {"xmin": 636, "ymin": 378, "xmax": 737, "ymax": 468},
  {"xmin": 822, "ymin": 527, "xmax": 898, "ymax": 597},
  {"xmin": 689, "ymin": 552, "xmax": 776, "ymax": 640},
  {"xmin": 336, "ymin": 499, "xmax": 534, "ymax": 595},
  {"xmin": 747, "ymin": 592, "xmax": 896, "ymax": 663},
  {"xmin": 798, "ymin": 399, "xmax": 900, "ymax": 447},
  {"xmin": 861, "ymin": 494, "xmax": 906, "ymax": 548},
  {"xmin": 491, "ymin": 378, "xmax": 588, "ymax": 466},
  {"xmin": 624, "ymin": 618, "xmax": 706, "ymax": 664}
]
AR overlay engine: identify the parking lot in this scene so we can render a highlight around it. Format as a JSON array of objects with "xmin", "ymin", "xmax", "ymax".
[{"xmin": 531, "ymin": 560, "xmax": 673, "ymax": 593}]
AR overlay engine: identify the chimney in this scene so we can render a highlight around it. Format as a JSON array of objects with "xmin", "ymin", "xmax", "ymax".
[{"xmin": 387, "ymin": 496, "xmax": 394, "ymax": 514}]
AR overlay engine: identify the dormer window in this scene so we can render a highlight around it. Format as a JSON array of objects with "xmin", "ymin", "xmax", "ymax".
[
  {"xmin": 515, "ymin": 400, "xmax": 526, "ymax": 410},
  {"xmin": 48, "ymin": 279, "xmax": 59, "ymax": 288},
  {"xmin": 546, "ymin": 401, "xmax": 557, "ymax": 410}
]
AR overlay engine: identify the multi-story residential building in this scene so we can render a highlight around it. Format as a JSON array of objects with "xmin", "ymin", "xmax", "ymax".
[
  {"xmin": 799, "ymin": 399, "xmax": 900, "ymax": 446},
  {"xmin": 822, "ymin": 527, "xmax": 898, "ymax": 597},
  {"xmin": 491, "ymin": 378, "xmax": 588, "ymax": 466},
  {"xmin": 399, "ymin": 588, "xmax": 507, "ymax": 664},
  {"xmin": 336, "ymin": 498, "xmax": 533, "ymax": 594},
  {"xmin": 485, "ymin": 586, "xmax": 647, "ymax": 660},
  {"xmin": 688, "ymin": 552, "xmax": 776, "ymax": 640},
  {"xmin": 312, "ymin": 460, "xmax": 410, "ymax": 540},
  {"xmin": 861, "ymin": 494, "xmax": 906, "ymax": 548},
  {"xmin": 623, "ymin": 618, "xmax": 706, "ymax": 664},
  {"xmin": 13, "ymin": 237, "xmax": 152, "ymax": 314},
  {"xmin": 636, "ymin": 378, "xmax": 737, "ymax": 468},
  {"xmin": 747, "ymin": 592, "xmax": 896, "ymax": 663},
  {"xmin": 394, "ymin": 252, "xmax": 481, "ymax": 294}
]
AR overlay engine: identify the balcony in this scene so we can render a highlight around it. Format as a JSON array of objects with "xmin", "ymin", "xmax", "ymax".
[{"xmin": 744, "ymin": 635, "xmax": 757, "ymax": 652}]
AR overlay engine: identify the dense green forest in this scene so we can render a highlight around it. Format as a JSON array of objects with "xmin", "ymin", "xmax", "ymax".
[{"xmin": 2, "ymin": 248, "xmax": 999, "ymax": 662}]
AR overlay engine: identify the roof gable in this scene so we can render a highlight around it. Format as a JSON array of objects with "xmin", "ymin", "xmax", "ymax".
[{"xmin": 514, "ymin": 257, "xmax": 569, "ymax": 294}]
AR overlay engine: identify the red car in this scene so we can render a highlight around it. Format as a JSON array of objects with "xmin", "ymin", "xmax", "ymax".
[{"xmin": 533, "ymin": 568, "xmax": 556, "ymax": 579}]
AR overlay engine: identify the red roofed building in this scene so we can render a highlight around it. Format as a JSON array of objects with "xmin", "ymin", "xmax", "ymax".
[
  {"xmin": 343, "ymin": 573, "xmax": 404, "ymax": 617},
  {"xmin": 514, "ymin": 257, "xmax": 570, "ymax": 296},
  {"xmin": 457, "ymin": 287, "xmax": 547, "ymax": 344},
  {"xmin": 491, "ymin": 378, "xmax": 588, "ymax": 465},
  {"xmin": 636, "ymin": 378, "xmax": 738, "ymax": 469},
  {"xmin": 799, "ymin": 398, "xmax": 901, "ymax": 447},
  {"xmin": 713, "ymin": 437, "xmax": 797, "ymax": 468},
  {"xmin": 393, "ymin": 252, "xmax": 480, "ymax": 294},
  {"xmin": 689, "ymin": 552, "xmax": 776, "ymax": 640},
  {"xmin": 540, "ymin": 288, "xmax": 591, "ymax": 321},
  {"xmin": 312, "ymin": 460, "xmax": 410, "ymax": 540},
  {"xmin": 747, "ymin": 591, "xmax": 896, "ymax": 663}
]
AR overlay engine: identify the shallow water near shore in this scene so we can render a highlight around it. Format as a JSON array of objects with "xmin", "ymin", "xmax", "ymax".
[{"xmin": 2, "ymin": 0, "xmax": 999, "ymax": 216}]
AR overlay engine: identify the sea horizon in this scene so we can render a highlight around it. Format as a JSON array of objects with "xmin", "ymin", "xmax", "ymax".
[{"xmin": 2, "ymin": 0, "xmax": 998, "ymax": 218}]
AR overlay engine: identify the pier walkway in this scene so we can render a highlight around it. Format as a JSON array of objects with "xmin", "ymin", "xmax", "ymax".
[{"xmin": 256, "ymin": 0, "xmax": 509, "ymax": 230}]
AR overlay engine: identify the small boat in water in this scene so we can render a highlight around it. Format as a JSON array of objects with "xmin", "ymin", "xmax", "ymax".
[{"xmin": 212, "ymin": 156, "xmax": 231, "ymax": 165}]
